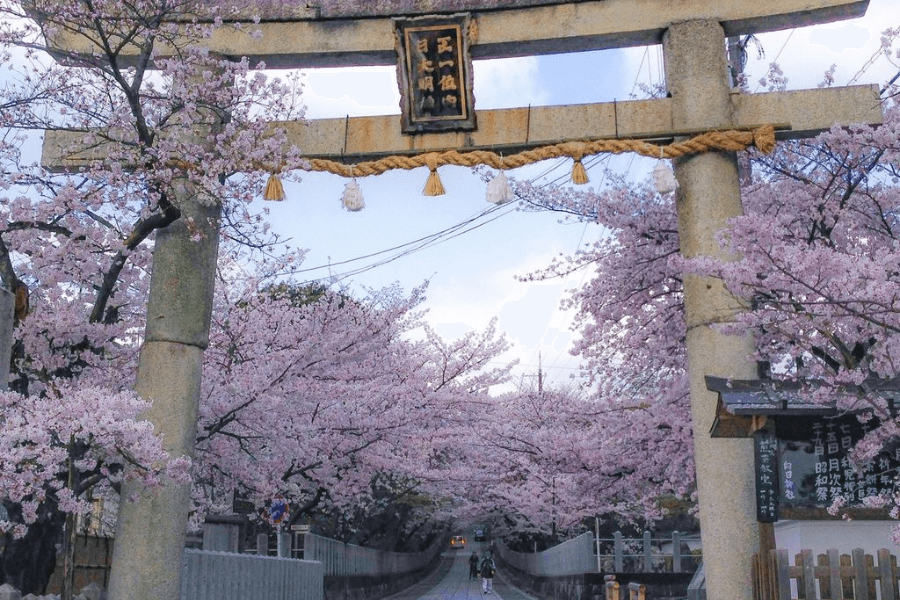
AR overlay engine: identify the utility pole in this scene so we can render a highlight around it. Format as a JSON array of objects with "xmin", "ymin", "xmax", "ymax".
[
  {"xmin": 0, "ymin": 287, "xmax": 12, "ymax": 390},
  {"xmin": 538, "ymin": 352, "xmax": 544, "ymax": 396}
]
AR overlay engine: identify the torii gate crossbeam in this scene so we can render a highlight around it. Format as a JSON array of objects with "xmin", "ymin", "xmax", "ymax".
[{"xmin": 43, "ymin": 86, "xmax": 882, "ymax": 168}]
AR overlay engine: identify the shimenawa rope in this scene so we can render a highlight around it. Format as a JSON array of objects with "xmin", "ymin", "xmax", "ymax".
[{"xmin": 262, "ymin": 124, "xmax": 776, "ymax": 200}]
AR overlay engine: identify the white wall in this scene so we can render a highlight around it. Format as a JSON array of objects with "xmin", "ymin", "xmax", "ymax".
[{"xmin": 775, "ymin": 520, "xmax": 900, "ymax": 557}]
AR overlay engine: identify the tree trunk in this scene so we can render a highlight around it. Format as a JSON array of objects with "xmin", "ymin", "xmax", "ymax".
[{"xmin": 0, "ymin": 502, "xmax": 66, "ymax": 595}]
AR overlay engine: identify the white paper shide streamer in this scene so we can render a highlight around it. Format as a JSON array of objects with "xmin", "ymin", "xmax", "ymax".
[
  {"xmin": 341, "ymin": 179, "xmax": 365, "ymax": 211},
  {"xmin": 486, "ymin": 171, "xmax": 514, "ymax": 204},
  {"xmin": 653, "ymin": 160, "xmax": 679, "ymax": 194}
]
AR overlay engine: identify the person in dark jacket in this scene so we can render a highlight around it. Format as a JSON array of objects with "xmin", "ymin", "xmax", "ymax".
[
  {"xmin": 479, "ymin": 552, "xmax": 496, "ymax": 594},
  {"xmin": 469, "ymin": 551, "xmax": 479, "ymax": 580}
]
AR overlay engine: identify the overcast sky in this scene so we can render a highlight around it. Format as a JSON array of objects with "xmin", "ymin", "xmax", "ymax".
[{"xmin": 260, "ymin": 0, "xmax": 899, "ymax": 393}]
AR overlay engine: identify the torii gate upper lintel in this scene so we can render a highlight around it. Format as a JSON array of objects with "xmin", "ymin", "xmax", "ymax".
[{"xmin": 49, "ymin": 0, "xmax": 871, "ymax": 67}]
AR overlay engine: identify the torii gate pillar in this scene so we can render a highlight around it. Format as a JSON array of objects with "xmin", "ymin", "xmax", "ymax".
[{"xmin": 665, "ymin": 21, "xmax": 760, "ymax": 600}]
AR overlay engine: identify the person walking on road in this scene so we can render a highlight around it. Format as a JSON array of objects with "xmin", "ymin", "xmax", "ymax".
[
  {"xmin": 480, "ymin": 552, "xmax": 496, "ymax": 594},
  {"xmin": 469, "ymin": 551, "xmax": 479, "ymax": 580}
]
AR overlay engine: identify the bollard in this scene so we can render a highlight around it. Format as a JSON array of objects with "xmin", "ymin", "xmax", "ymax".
[
  {"xmin": 605, "ymin": 575, "xmax": 620, "ymax": 600},
  {"xmin": 628, "ymin": 582, "xmax": 647, "ymax": 600},
  {"xmin": 257, "ymin": 533, "xmax": 269, "ymax": 556},
  {"xmin": 614, "ymin": 531, "xmax": 624, "ymax": 572},
  {"xmin": 643, "ymin": 531, "xmax": 652, "ymax": 572},
  {"xmin": 277, "ymin": 532, "xmax": 291, "ymax": 557},
  {"xmin": 672, "ymin": 530, "xmax": 682, "ymax": 573}
]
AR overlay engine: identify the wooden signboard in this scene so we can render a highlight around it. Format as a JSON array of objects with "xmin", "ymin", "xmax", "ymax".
[
  {"xmin": 755, "ymin": 431, "xmax": 779, "ymax": 522},
  {"xmin": 395, "ymin": 15, "xmax": 476, "ymax": 133},
  {"xmin": 754, "ymin": 415, "xmax": 900, "ymax": 520}
]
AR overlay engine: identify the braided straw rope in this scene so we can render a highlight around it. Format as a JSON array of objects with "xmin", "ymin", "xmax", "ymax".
[
  {"xmin": 260, "ymin": 125, "xmax": 776, "ymax": 199},
  {"xmin": 304, "ymin": 125, "xmax": 776, "ymax": 178}
]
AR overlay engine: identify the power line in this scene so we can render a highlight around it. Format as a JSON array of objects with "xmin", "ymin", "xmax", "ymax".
[
  {"xmin": 883, "ymin": 69, "xmax": 900, "ymax": 96},
  {"xmin": 630, "ymin": 46, "xmax": 650, "ymax": 98},
  {"xmin": 288, "ymin": 51, "xmax": 663, "ymax": 381},
  {"xmin": 295, "ymin": 201, "xmax": 518, "ymax": 284},
  {"xmin": 753, "ymin": 29, "xmax": 795, "ymax": 92},
  {"xmin": 297, "ymin": 145, "xmax": 615, "ymax": 286}
]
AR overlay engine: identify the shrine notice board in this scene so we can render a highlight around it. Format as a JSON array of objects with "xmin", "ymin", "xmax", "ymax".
[{"xmin": 755, "ymin": 414, "xmax": 900, "ymax": 522}]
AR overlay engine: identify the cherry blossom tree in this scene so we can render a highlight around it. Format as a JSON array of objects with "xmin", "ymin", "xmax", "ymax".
[
  {"xmin": 0, "ymin": 0, "xmax": 309, "ymax": 405},
  {"xmin": 0, "ymin": 0, "xmax": 304, "ymax": 592},
  {"xmin": 506, "ymin": 174, "xmax": 694, "ymax": 530},
  {"xmin": 0, "ymin": 0, "xmax": 524, "ymax": 590},
  {"xmin": 194, "ymin": 281, "xmax": 514, "ymax": 527},
  {"xmin": 5, "ymin": 0, "xmax": 894, "ymax": 589},
  {"xmin": 683, "ymin": 95, "xmax": 900, "ymax": 510},
  {"xmin": 0, "ymin": 385, "xmax": 191, "ymax": 592},
  {"xmin": 452, "ymin": 374, "xmax": 693, "ymax": 541},
  {"xmin": 2, "ymin": 223, "xmax": 514, "ymax": 587},
  {"xmin": 516, "ymin": 60, "xmax": 900, "ymax": 530},
  {"xmin": 0, "ymin": 0, "xmax": 706, "ymax": 578}
]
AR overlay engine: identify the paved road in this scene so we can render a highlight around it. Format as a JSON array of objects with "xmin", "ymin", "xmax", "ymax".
[{"xmin": 382, "ymin": 542, "xmax": 540, "ymax": 600}]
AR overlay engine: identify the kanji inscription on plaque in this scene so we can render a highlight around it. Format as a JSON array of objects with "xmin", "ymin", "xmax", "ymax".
[
  {"xmin": 395, "ymin": 14, "xmax": 476, "ymax": 133},
  {"xmin": 778, "ymin": 415, "xmax": 900, "ymax": 511},
  {"xmin": 755, "ymin": 431, "xmax": 779, "ymax": 522}
]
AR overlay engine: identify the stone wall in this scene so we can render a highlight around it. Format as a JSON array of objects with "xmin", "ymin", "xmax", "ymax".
[{"xmin": 0, "ymin": 581, "xmax": 103, "ymax": 600}]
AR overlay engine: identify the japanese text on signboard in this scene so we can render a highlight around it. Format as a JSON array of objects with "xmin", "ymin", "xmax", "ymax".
[
  {"xmin": 396, "ymin": 15, "xmax": 475, "ymax": 133},
  {"xmin": 755, "ymin": 432, "xmax": 779, "ymax": 522},
  {"xmin": 778, "ymin": 416, "xmax": 900, "ymax": 509}
]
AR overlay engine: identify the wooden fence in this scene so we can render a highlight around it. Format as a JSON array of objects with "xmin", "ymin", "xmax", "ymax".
[
  {"xmin": 754, "ymin": 548, "xmax": 900, "ymax": 600},
  {"xmin": 46, "ymin": 534, "xmax": 114, "ymax": 595}
]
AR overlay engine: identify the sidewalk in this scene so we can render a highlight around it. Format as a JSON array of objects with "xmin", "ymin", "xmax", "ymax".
[{"xmin": 491, "ymin": 566, "xmax": 541, "ymax": 600}]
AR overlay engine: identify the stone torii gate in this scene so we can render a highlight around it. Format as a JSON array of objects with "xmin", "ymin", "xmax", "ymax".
[{"xmin": 39, "ymin": 1, "xmax": 884, "ymax": 599}]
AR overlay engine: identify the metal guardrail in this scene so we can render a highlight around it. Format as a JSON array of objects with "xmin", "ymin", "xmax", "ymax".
[
  {"xmin": 181, "ymin": 549, "xmax": 324, "ymax": 600},
  {"xmin": 299, "ymin": 532, "xmax": 444, "ymax": 577},
  {"xmin": 595, "ymin": 531, "xmax": 702, "ymax": 574},
  {"xmin": 498, "ymin": 531, "xmax": 702, "ymax": 577}
]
